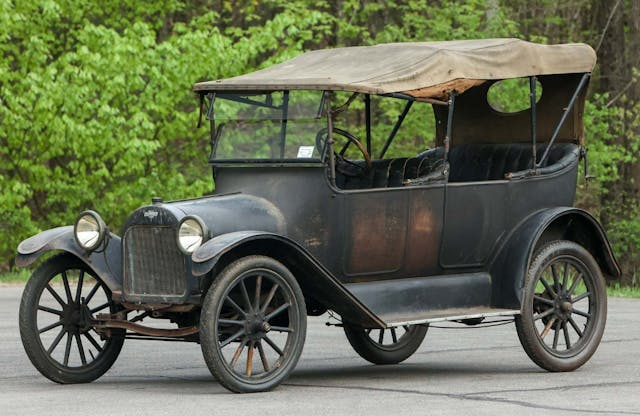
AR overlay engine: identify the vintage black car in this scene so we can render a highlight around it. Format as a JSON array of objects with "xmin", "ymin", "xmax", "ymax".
[{"xmin": 17, "ymin": 39, "xmax": 621, "ymax": 393}]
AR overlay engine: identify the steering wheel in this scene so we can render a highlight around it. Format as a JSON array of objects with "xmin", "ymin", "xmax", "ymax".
[{"xmin": 315, "ymin": 127, "xmax": 372, "ymax": 174}]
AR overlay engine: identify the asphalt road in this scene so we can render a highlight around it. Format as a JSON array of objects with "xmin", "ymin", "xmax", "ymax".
[{"xmin": 1, "ymin": 285, "xmax": 638, "ymax": 415}]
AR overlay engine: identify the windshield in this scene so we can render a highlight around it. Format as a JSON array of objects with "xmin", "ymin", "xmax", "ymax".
[
  {"xmin": 208, "ymin": 90, "xmax": 436, "ymax": 164},
  {"xmin": 210, "ymin": 91, "xmax": 325, "ymax": 162}
]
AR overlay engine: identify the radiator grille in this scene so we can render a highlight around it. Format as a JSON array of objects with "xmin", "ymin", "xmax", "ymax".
[{"xmin": 123, "ymin": 225, "xmax": 187, "ymax": 297}]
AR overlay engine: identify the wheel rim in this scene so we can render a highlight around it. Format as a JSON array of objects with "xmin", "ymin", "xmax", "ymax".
[
  {"xmin": 214, "ymin": 268, "xmax": 301, "ymax": 383},
  {"xmin": 364, "ymin": 325, "xmax": 422, "ymax": 351},
  {"xmin": 530, "ymin": 255, "xmax": 599, "ymax": 357},
  {"xmin": 34, "ymin": 267, "xmax": 115, "ymax": 369}
]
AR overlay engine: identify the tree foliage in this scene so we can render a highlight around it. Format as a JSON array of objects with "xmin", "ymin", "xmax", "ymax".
[
  {"xmin": 0, "ymin": 0, "xmax": 332, "ymax": 267},
  {"xmin": 1, "ymin": 0, "xmax": 639, "ymax": 285}
]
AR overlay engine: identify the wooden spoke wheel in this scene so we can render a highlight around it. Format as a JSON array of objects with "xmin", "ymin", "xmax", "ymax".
[
  {"xmin": 343, "ymin": 324, "xmax": 428, "ymax": 365},
  {"xmin": 200, "ymin": 256, "xmax": 306, "ymax": 393},
  {"xmin": 19, "ymin": 254, "xmax": 124, "ymax": 383},
  {"xmin": 516, "ymin": 240, "xmax": 607, "ymax": 372}
]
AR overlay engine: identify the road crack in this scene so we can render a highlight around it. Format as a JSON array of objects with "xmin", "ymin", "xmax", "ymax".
[{"xmin": 284, "ymin": 381, "xmax": 640, "ymax": 415}]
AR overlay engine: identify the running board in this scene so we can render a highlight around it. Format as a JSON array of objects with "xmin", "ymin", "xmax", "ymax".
[
  {"xmin": 344, "ymin": 273, "xmax": 520, "ymax": 328},
  {"xmin": 381, "ymin": 307, "xmax": 520, "ymax": 327}
]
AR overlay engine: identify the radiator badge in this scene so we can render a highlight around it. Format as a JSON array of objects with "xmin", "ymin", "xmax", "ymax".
[{"xmin": 144, "ymin": 210, "xmax": 159, "ymax": 219}]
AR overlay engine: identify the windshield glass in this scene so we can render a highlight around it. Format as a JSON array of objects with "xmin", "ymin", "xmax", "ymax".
[
  {"xmin": 210, "ymin": 91, "xmax": 325, "ymax": 161},
  {"xmin": 208, "ymin": 90, "xmax": 437, "ymax": 164}
]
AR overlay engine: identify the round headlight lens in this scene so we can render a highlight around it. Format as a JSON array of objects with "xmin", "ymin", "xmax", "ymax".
[
  {"xmin": 74, "ymin": 211, "xmax": 106, "ymax": 251},
  {"xmin": 178, "ymin": 217, "xmax": 205, "ymax": 254}
]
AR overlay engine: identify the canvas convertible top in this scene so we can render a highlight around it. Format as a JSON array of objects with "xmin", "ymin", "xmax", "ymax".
[{"xmin": 193, "ymin": 39, "xmax": 596, "ymax": 98}]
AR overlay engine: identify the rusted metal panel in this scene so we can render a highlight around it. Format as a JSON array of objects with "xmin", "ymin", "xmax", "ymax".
[
  {"xmin": 119, "ymin": 302, "xmax": 196, "ymax": 312},
  {"xmin": 344, "ymin": 190, "xmax": 408, "ymax": 276},
  {"xmin": 94, "ymin": 313, "xmax": 199, "ymax": 338},
  {"xmin": 403, "ymin": 189, "xmax": 443, "ymax": 276}
]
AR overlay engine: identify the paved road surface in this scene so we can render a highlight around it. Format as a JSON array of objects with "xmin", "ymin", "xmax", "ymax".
[{"xmin": 0, "ymin": 285, "xmax": 638, "ymax": 415}]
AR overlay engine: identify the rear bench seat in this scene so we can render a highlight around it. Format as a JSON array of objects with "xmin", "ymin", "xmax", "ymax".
[
  {"xmin": 447, "ymin": 143, "xmax": 580, "ymax": 182},
  {"xmin": 335, "ymin": 143, "xmax": 579, "ymax": 189}
]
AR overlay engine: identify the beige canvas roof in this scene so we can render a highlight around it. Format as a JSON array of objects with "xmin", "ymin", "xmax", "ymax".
[{"xmin": 193, "ymin": 39, "xmax": 596, "ymax": 98}]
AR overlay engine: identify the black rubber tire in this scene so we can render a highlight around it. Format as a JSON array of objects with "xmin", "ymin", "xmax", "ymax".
[
  {"xmin": 343, "ymin": 324, "xmax": 428, "ymax": 365},
  {"xmin": 200, "ymin": 256, "xmax": 307, "ymax": 393},
  {"xmin": 19, "ymin": 254, "xmax": 124, "ymax": 384},
  {"xmin": 515, "ymin": 240, "xmax": 607, "ymax": 372}
]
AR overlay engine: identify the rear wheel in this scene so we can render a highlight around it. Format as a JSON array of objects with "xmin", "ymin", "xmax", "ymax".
[
  {"xmin": 343, "ymin": 324, "xmax": 428, "ymax": 365},
  {"xmin": 19, "ymin": 254, "xmax": 124, "ymax": 383},
  {"xmin": 200, "ymin": 256, "xmax": 307, "ymax": 393},
  {"xmin": 515, "ymin": 240, "xmax": 607, "ymax": 372}
]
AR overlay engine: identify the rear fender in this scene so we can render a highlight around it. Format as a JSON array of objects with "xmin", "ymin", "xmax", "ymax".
[
  {"xmin": 192, "ymin": 231, "xmax": 384, "ymax": 328},
  {"xmin": 16, "ymin": 226, "xmax": 123, "ymax": 293},
  {"xmin": 490, "ymin": 207, "xmax": 620, "ymax": 309}
]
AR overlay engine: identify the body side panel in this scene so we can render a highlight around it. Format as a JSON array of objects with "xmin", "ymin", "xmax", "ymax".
[{"xmin": 441, "ymin": 154, "xmax": 578, "ymax": 269}]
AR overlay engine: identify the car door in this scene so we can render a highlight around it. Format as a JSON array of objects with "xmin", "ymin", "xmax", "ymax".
[{"xmin": 339, "ymin": 184, "xmax": 445, "ymax": 281}]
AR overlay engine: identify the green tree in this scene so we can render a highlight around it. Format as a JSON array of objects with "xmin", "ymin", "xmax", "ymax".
[
  {"xmin": 2, "ymin": 0, "xmax": 639, "ymax": 287},
  {"xmin": 0, "ymin": 0, "xmax": 332, "ymax": 267}
]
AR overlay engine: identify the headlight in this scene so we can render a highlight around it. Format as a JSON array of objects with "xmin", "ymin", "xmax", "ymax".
[
  {"xmin": 177, "ymin": 216, "xmax": 207, "ymax": 255},
  {"xmin": 74, "ymin": 210, "xmax": 107, "ymax": 251}
]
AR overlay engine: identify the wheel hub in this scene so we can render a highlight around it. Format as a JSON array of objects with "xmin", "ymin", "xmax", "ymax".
[
  {"xmin": 245, "ymin": 313, "xmax": 270, "ymax": 340},
  {"xmin": 561, "ymin": 301, "xmax": 573, "ymax": 313},
  {"xmin": 554, "ymin": 293, "xmax": 573, "ymax": 321},
  {"xmin": 62, "ymin": 303, "xmax": 92, "ymax": 333}
]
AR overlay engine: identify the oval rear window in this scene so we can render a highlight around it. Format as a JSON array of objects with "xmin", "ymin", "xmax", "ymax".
[{"xmin": 487, "ymin": 78, "xmax": 542, "ymax": 114}]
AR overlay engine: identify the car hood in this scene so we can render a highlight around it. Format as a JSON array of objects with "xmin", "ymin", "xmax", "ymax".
[{"xmin": 122, "ymin": 193, "xmax": 286, "ymax": 237}]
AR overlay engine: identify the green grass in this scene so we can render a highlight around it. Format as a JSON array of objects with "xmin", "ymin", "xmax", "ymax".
[
  {"xmin": 607, "ymin": 283, "xmax": 640, "ymax": 298},
  {"xmin": 1, "ymin": 270, "xmax": 639, "ymax": 298},
  {"xmin": 0, "ymin": 269, "xmax": 31, "ymax": 283}
]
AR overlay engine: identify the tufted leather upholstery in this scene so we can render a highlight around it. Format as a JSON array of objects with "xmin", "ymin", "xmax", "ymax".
[
  {"xmin": 334, "ymin": 143, "xmax": 579, "ymax": 189},
  {"xmin": 448, "ymin": 143, "xmax": 579, "ymax": 182},
  {"xmin": 335, "ymin": 151, "xmax": 446, "ymax": 189}
]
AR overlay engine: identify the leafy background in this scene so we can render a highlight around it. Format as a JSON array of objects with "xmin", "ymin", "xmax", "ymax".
[{"xmin": 1, "ymin": 0, "xmax": 639, "ymax": 287}]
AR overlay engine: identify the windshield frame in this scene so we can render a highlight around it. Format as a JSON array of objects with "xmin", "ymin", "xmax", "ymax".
[{"xmin": 206, "ymin": 90, "xmax": 328, "ymax": 165}]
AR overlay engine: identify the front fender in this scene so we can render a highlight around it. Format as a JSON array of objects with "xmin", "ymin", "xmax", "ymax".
[
  {"xmin": 191, "ymin": 230, "xmax": 283, "ymax": 273},
  {"xmin": 192, "ymin": 231, "xmax": 385, "ymax": 328},
  {"xmin": 16, "ymin": 226, "xmax": 123, "ymax": 293},
  {"xmin": 490, "ymin": 207, "xmax": 620, "ymax": 309}
]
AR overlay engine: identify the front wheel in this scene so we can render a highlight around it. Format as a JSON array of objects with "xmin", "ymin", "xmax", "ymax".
[
  {"xmin": 19, "ymin": 253, "xmax": 124, "ymax": 383},
  {"xmin": 200, "ymin": 256, "xmax": 307, "ymax": 393},
  {"xmin": 343, "ymin": 324, "xmax": 428, "ymax": 365},
  {"xmin": 515, "ymin": 240, "xmax": 607, "ymax": 372}
]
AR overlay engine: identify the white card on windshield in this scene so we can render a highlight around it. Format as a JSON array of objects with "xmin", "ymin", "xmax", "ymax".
[{"xmin": 297, "ymin": 146, "xmax": 315, "ymax": 158}]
